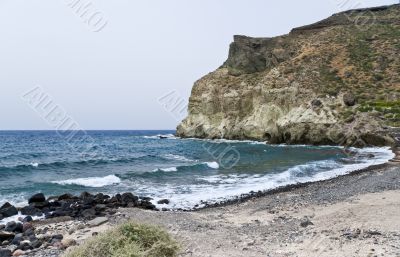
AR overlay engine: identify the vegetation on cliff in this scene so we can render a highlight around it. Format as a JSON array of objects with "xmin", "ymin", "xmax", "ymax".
[{"xmin": 177, "ymin": 4, "xmax": 400, "ymax": 147}]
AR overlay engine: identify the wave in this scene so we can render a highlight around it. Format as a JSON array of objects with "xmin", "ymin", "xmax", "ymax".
[
  {"xmin": 162, "ymin": 154, "xmax": 196, "ymax": 162},
  {"xmin": 0, "ymin": 154, "xmax": 174, "ymax": 172},
  {"xmin": 52, "ymin": 175, "xmax": 121, "ymax": 187},
  {"xmin": 143, "ymin": 134, "xmax": 178, "ymax": 140},
  {"xmin": 149, "ymin": 161, "xmax": 220, "ymax": 174},
  {"xmin": 148, "ymin": 147, "xmax": 394, "ymax": 209}
]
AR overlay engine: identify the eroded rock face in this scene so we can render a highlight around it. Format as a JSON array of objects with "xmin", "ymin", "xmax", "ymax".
[{"xmin": 177, "ymin": 5, "xmax": 400, "ymax": 147}]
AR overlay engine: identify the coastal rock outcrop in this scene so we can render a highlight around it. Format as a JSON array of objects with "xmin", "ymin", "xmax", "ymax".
[{"xmin": 177, "ymin": 4, "xmax": 400, "ymax": 147}]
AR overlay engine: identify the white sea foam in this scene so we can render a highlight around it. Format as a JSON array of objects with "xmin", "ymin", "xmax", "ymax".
[
  {"xmin": 153, "ymin": 167, "xmax": 178, "ymax": 172},
  {"xmin": 0, "ymin": 212, "xmax": 45, "ymax": 225},
  {"xmin": 52, "ymin": 175, "xmax": 121, "ymax": 187},
  {"xmin": 30, "ymin": 162, "xmax": 39, "ymax": 167},
  {"xmin": 205, "ymin": 161, "xmax": 220, "ymax": 169},
  {"xmin": 163, "ymin": 154, "xmax": 196, "ymax": 162},
  {"xmin": 143, "ymin": 134, "xmax": 177, "ymax": 140}
]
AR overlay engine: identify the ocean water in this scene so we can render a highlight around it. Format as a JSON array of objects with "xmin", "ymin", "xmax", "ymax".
[{"xmin": 0, "ymin": 130, "xmax": 394, "ymax": 210}]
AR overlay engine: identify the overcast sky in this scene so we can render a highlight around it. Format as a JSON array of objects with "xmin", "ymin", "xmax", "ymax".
[{"xmin": 0, "ymin": 0, "xmax": 396, "ymax": 130}]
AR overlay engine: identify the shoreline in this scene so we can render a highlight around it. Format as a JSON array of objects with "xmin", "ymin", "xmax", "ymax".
[{"xmin": 0, "ymin": 146, "xmax": 398, "ymax": 256}]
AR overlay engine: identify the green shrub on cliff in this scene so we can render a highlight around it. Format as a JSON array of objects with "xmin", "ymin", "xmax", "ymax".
[{"xmin": 64, "ymin": 221, "xmax": 179, "ymax": 257}]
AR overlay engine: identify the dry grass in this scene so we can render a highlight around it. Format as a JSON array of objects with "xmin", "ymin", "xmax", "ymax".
[{"xmin": 64, "ymin": 221, "xmax": 179, "ymax": 257}]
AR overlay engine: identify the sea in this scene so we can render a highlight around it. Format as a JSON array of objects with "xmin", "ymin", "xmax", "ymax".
[{"xmin": 0, "ymin": 130, "xmax": 394, "ymax": 210}]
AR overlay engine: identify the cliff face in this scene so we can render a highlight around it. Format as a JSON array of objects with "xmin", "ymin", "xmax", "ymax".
[{"xmin": 177, "ymin": 5, "xmax": 400, "ymax": 147}]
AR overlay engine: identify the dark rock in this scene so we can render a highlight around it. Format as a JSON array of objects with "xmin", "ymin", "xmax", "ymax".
[
  {"xmin": 81, "ymin": 208, "xmax": 96, "ymax": 219},
  {"xmin": 344, "ymin": 71, "xmax": 353, "ymax": 78},
  {"xmin": 139, "ymin": 201, "xmax": 156, "ymax": 210},
  {"xmin": 20, "ymin": 206, "xmax": 41, "ymax": 216},
  {"xmin": 95, "ymin": 204, "xmax": 107, "ymax": 212},
  {"xmin": 28, "ymin": 193, "xmax": 46, "ymax": 204},
  {"xmin": 22, "ymin": 223, "xmax": 33, "ymax": 233},
  {"xmin": 30, "ymin": 201, "xmax": 49, "ymax": 209},
  {"xmin": 0, "ymin": 231, "xmax": 15, "ymax": 242},
  {"xmin": 311, "ymin": 99, "xmax": 322, "ymax": 107},
  {"xmin": 18, "ymin": 240, "xmax": 32, "ymax": 251},
  {"xmin": 0, "ymin": 249, "xmax": 11, "ymax": 257},
  {"xmin": 31, "ymin": 240, "xmax": 42, "ymax": 249},
  {"xmin": 22, "ymin": 216, "xmax": 33, "ymax": 223},
  {"xmin": 5, "ymin": 222, "xmax": 23, "ymax": 233},
  {"xmin": 0, "ymin": 202, "xmax": 18, "ymax": 218},
  {"xmin": 343, "ymin": 93, "xmax": 356, "ymax": 106},
  {"xmin": 121, "ymin": 193, "xmax": 139, "ymax": 206},
  {"xmin": 300, "ymin": 217, "xmax": 314, "ymax": 227},
  {"xmin": 58, "ymin": 193, "xmax": 74, "ymax": 201},
  {"xmin": 11, "ymin": 233, "xmax": 23, "ymax": 245},
  {"xmin": 52, "ymin": 234, "xmax": 63, "ymax": 241},
  {"xmin": 80, "ymin": 192, "xmax": 92, "ymax": 199},
  {"xmin": 157, "ymin": 199, "xmax": 170, "ymax": 205}
]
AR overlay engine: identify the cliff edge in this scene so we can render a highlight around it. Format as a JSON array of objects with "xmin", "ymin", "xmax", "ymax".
[{"xmin": 177, "ymin": 5, "xmax": 400, "ymax": 147}]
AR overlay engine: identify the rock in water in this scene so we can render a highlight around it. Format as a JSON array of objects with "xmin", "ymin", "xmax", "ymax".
[
  {"xmin": 157, "ymin": 199, "xmax": 170, "ymax": 205},
  {"xmin": 28, "ymin": 193, "xmax": 46, "ymax": 204}
]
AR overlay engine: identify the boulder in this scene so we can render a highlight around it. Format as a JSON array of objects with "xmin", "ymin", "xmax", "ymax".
[
  {"xmin": 57, "ymin": 193, "xmax": 74, "ymax": 201},
  {"xmin": 20, "ymin": 206, "xmax": 40, "ymax": 216},
  {"xmin": 0, "ymin": 203, "xmax": 18, "ymax": 218},
  {"xmin": 121, "ymin": 193, "xmax": 138, "ymax": 206},
  {"xmin": 0, "ymin": 231, "xmax": 15, "ymax": 242},
  {"xmin": 157, "ymin": 199, "xmax": 170, "ymax": 205},
  {"xmin": 28, "ymin": 193, "xmax": 46, "ymax": 204},
  {"xmin": 5, "ymin": 222, "xmax": 23, "ymax": 233}
]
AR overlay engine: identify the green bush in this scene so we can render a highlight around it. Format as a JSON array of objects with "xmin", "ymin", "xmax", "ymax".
[{"xmin": 64, "ymin": 221, "xmax": 179, "ymax": 257}]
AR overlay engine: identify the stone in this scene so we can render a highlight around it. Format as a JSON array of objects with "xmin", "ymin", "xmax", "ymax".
[
  {"xmin": 157, "ymin": 199, "xmax": 170, "ymax": 205},
  {"xmin": 80, "ymin": 192, "xmax": 92, "ymax": 199},
  {"xmin": 20, "ymin": 206, "xmax": 40, "ymax": 216},
  {"xmin": 311, "ymin": 99, "xmax": 322, "ymax": 107},
  {"xmin": 121, "ymin": 193, "xmax": 139, "ymax": 205},
  {"xmin": 343, "ymin": 93, "xmax": 356, "ymax": 106},
  {"xmin": 88, "ymin": 217, "xmax": 108, "ymax": 227},
  {"xmin": 11, "ymin": 233, "xmax": 23, "ymax": 245},
  {"xmin": 300, "ymin": 217, "xmax": 314, "ymax": 227},
  {"xmin": 0, "ymin": 249, "xmax": 11, "ymax": 257},
  {"xmin": 81, "ymin": 208, "xmax": 96, "ymax": 219},
  {"xmin": 5, "ymin": 222, "xmax": 23, "ymax": 233},
  {"xmin": 22, "ymin": 216, "xmax": 33, "ymax": 223},
  {"xmin": 12, "ymin": 249, "xmax": 24, "ymax": 256},
  {"xmin": 0, "ymin": 231, "xmax": 15, "ymax": 242},
  {"xmin": 0, "ymin": 203, "xmax": 18, "ymax": 218},
  {"xmin": 22, "ymin": 223, "xmax": 33, "ymax": 233},
  {"xmin": 52, "ymin": 234, "xmax": 63, "ymax": 241},
  {"xmin": 58, "ymin": 193, "xmax": 74, "ymax": 201},
  {"xmin": 18, "ymin": 240, "xmax": 32, "ymax": 251},
  {"xmin": 28, "ymin": 193, "xmax": 46, "ymax": 204},
  {"xmin": 31, "ymin": 240, "xmax": 42, "ymax": 249}
]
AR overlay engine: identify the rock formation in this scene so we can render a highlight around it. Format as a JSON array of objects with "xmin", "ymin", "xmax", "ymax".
[{"xmin": 177, "ymin": 4, "xmax": 400, "ymax": 147}]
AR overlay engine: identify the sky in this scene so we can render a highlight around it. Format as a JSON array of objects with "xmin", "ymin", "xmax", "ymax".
[{"xmin": 0, "ymin": 0, "xmax": 397, "ymax": 130}]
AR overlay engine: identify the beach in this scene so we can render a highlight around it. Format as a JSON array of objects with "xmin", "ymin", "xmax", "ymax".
[{"xmin": 19, "ymin": 152, "xmax": 400, "ymax": 257}]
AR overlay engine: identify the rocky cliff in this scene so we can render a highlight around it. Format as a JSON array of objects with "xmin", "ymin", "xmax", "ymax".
[{"xmin": 177, "ymin": 4, "xmax": 400, "ymax": 147}]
